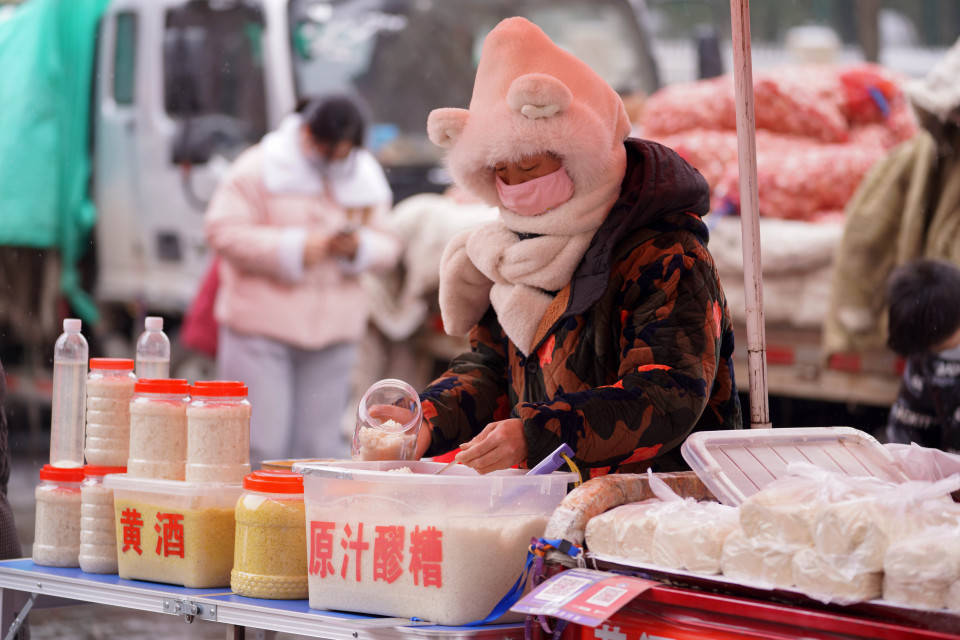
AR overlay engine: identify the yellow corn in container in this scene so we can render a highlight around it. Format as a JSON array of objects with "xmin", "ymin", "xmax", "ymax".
[{"xmin": 231, "ymin": 471, "xmax": 308, "ymax": 599}]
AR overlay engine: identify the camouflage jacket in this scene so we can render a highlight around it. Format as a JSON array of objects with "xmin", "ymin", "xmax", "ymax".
[{"xmin": 421, "ymin": 139, "xmax": 742, "ymax": 474}]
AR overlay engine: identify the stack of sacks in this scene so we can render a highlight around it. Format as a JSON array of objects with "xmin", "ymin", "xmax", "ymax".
[
  {"xmin": 585, "ymin": 472, "xmax": 738, "ymax": 575},
  {"xmin": 638, "ymin": 64, "xmax": 918, "ymax": 221}
]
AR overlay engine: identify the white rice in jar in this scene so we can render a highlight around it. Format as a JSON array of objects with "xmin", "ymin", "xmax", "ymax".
[
  {"xmin": 79, "ymin": 467, "xmax": 124, "ymax": 574},
  {"xmin": 85, "ymin": 359, "xmax": 136, "ymax": 467},
  {"xmin": 185, "ymin": 382, "xmax": 251, "ymax": 484},
  {"xmin": 356, "ymin": 420, "xmax": 417, "ymax": 461},
  {"xmin": 128, "ymin": 379, "xmax": 190, "ymax": 481},
  {"xmin": 33, "ymin": 465, "xmax": 84, "ymax": 568}
]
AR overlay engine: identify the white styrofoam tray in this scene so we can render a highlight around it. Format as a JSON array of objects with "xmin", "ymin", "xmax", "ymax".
[{"xmin": 680, "ymin": 427, "xmax": 909, "ymax": 506}]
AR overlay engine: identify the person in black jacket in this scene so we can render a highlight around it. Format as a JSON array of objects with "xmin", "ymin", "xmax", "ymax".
[{"xmin": 886, "ymin": 259, "xmax": 960, "ymax": 453}]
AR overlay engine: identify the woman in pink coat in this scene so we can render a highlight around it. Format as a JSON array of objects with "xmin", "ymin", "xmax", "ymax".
[{"xmin": 205, "ymin": 96, "xmax": 400, "ymax": 462}]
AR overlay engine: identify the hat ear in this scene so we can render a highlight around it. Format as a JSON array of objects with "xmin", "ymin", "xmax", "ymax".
[
  {"xmin": 427, "ymin": 108, "xmax": 470, "ymax": 149},
  {"xmin": 506, "ymin": 73, "xmax": 573, "ymax": 120}
]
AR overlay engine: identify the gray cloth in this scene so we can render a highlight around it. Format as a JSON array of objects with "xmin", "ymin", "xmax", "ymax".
[{"xmin": 217, "ymin": 327, "xmax": 356, "ymax": 463}]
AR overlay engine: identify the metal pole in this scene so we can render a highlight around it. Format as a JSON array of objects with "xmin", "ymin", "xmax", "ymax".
[{"xmin": 729, "ymin": 0, "xmax": 771, "ymax": 428}]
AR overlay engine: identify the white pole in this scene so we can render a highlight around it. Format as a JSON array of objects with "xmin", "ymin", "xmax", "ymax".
[{"xmin": 729, "ymin": 0, "xmax": 771, "ymax": 428}]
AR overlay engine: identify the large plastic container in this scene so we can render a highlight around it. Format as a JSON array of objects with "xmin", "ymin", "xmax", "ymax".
[
  {"xmin": 33, "ymin": 464, "xmax": 84, "ymax": 567},
  {"xmin": 49, "ymin": 318, "xmax": 88, "ymax": 467},
  {"xmin": 135, "ymin": 316, "xmax": 171, "ymax": 380},
  {"xmin": 681, "ymin": 427, "xmax": 910, "ymax": 506},
  {"xmin": 185, "ymin": 381, "xmax": 251, "ymax": 483},
  {"xmin": 353, "ymin": 379, "xmax": 422, "ymax": 461},
  {"xmin": 79, "ymin": 465, "xmax": 126, "ymax": 573},
  {"xmin": 231, "ymin": 471, "xmax": 307, "ymax": 599},
  {"xmin": 128, "ymin": 379, "xmax": 190, "ymax": 480},
  {"xmin": 296, "ymin": 460, "xmax": 575, "ymax": 625},
  {"xmin": 103, "ymin": 474, "xmax": 241, "ymax": 588},
  {"xmin": 85, "ymin": 358, "xmax": 136, "ymax": 466}
]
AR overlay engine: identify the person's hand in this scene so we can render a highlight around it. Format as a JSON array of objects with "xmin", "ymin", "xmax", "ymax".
[
  {"xmin": 303, "ymin": 231, "xmax": 330, "ymax": 267},
  {"xmin": 455, "ymin": 418, "xmax": 527, "ymax": 474},
  {"xmin": 328, "ymin": 230, "xmax": 359, "ymax": 261}
]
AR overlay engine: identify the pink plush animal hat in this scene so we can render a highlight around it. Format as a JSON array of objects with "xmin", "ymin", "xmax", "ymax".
[{"xmin": 427, "ymin": 17, "xmax": 631, "ymax": 212}]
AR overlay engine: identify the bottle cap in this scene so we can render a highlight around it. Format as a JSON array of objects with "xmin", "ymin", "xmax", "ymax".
[
  {"xmin": 90, "ymin": 358, "xmax": 135, "ymax": 371},
  {"xmin": 192, "ymin": 381, "xmax": 248, "ymax": 397},
  {"xmin": 39, "ymin": 464, "xmax": 85, "ymax": 483},
  {"xmin": 63, "ymin": 319, "xmax": 81, "ymax": 333},
  {"xmin": 135, "ymin": 378, "xmax": 190, "ymax": 395},
  {"xmin": 83, "ymin": 465, "xmax": 127, "ymax": 477},
  {"xmin": 145, "ymin": 316, "xmax": 164, "ymax": 331},
  {"xmin": 243, "ymin": 470, "xmax": 304, "ymax": 494}
]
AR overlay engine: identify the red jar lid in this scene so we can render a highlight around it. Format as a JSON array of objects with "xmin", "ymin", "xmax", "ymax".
[
  {"xmin": 83, "ymin": 465, "xmax": 127, "ymax": 477},
  {"xmin": 135, "ymin": 378, "xmax": 189, "ymax": 394},
  {"xmin": 243, "ymin": 470, "xmax": 303, "ymax": 494},
  {"xmin": 39, "ymin": 464, "xmax": 85, "ymax": 483},
  {"xmin": 192, "ymin": 381, "xmax": 248, "ymax": 397},
  {"xmin": 90, "ymin": 358, "xmax": 135, "ymax": 370}
]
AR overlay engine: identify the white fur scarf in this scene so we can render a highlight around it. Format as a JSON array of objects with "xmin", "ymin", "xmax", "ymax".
[{"xmin": 439, "ymin": 182, "xmax": 621, "ymax": 355}]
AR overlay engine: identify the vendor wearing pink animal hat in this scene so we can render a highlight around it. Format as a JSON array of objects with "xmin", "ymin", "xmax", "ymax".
[{"xmin": 418, "ymin": 17, "xmax": 741, "ymax": 475}]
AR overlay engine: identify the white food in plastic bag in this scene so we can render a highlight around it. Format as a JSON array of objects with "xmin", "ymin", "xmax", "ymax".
[
  {"xmin": 813, "ymin": 499, "xmax": 889, "ymax": 574},
  {"xmin": 651, "ymin": 502, "xmax": 738, "ymax": 574},
  {"xmin": 720, "ymin": 527, "xmax": 797, "ymax": 589},
  {"xmin": 882, "ymin": 528, "xmax": 960, "ymax": 610},
  {"xmin": 740, "ymin": 484, "xmax": 822, "ymax": 546},
  {"xmin": 584, "ymin": 500, "xmax": 667, "ymax": 563},
  {"xmin": 792, "ymin": 548, "xmax": 882, "ymax": 604}
]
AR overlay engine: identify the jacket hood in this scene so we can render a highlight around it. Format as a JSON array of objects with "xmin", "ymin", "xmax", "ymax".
[
  {"xmin": 906, "ymin": 35, "xmax": 960, "ymax": 125},
  {"xmin": 565, "ymin": 138, "xmax": 711, "ymax": 317},
  {"xmin": 426, "ymin": 17, "xmax": 631, "ymax": 231}
]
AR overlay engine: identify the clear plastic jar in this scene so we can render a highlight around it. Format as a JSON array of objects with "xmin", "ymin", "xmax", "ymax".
[
  {"xmin": 33, "ymin": 464, "xmax": 84, "ymax": 567},
  {"xmin": 79, "ymin": 465, "xmax": 126, "ymax": 573},
  {"xmin": 186, "ymin": 381, "xmax": 251, "ymax": 483},
  {"xmin": 128, "ymin": 379, "xmax": 190, "ymax": 480},
  {"xmin": 85, "ymin": 358, "xmax": 136, "ymax": 467},
  {"xmin": 353, "ymin": 379, "xmax": 422, "ymax": 461},
  {"xmin": 231, "ymin": 471, "xmax": 307, "ymax": 599}
]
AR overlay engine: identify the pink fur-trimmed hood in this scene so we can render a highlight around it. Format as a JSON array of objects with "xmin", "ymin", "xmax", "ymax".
[{"xmin": 427, "ymin": 17, "xmax": 631, "ymax": 229}]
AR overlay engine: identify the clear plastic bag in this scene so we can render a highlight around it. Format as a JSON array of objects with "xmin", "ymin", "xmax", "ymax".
[
  {"xmin": 883, "ymin": 526, "xmax": 960, "ymax": 610},
  {"xmin": 584, "ymin": 499, "xmax": 673, "ymax": 563},
  {"xmin": 647, "ymin": 471, "xmax": 739, "ymax": 575},
  {"xmin": 739, "ymin": 462, "xmax": 893, "ymax": 547},
  {"xmin": 721, "ymin": 527, "xmax": 800, "ymax": 589},
  {"xmin": 792, "ymin": 547, "xmax": 882, "ymax": 605}
]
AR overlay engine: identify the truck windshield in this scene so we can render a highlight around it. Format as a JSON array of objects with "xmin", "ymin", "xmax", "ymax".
[{"xmin": 288, "ymin": 0, "xmax": 655, "ymax": 166}]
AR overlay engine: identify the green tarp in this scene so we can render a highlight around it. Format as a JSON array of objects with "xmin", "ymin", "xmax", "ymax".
[{"xmin": 0, "ymin": 0, "xmax": 109, "ymax": 322}]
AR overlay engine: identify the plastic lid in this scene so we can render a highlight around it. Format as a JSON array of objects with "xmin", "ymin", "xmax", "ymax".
[
  {"xmin": 135, "ymin": 378, "xmax": 190, "ymax": 394},
  {"xmin": 243, "ymin": 470, "xmax": 304, "ymax": 494},
  {"xmin": 680, "ymin": 427, "xmax": 910, "ymax": 506},
  {"xmin": 90, "ymin": 358, "xmax": 135, "ymax": 371},
  {"xmin": 84, "ymin": 465, "xmax": 127, "ymax": 477},
  {"xmin": 63, "ymin": 318, "xmax": 81, "ymax": 333},
  {"xmin": 39, "ymin": 464, "xmax": 85, "ymax": 483},
  {"xmin": 192, "ymin": 381, "xmax": 248, "ymax": 397},
  {"xmin": 145, "ymin": 316, "xmax": 164, "ymax": 331}
]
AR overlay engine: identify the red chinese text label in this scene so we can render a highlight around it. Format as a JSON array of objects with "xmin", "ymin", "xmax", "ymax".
[{"xmin": 309, "ymin": 521, "xmax": 443, "ymax": 588}]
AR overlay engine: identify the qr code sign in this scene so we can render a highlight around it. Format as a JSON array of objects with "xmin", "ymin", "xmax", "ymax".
[
  {"xmin": 585, "ymin": 586, "xmax": 628, "ymax": 607},
  {"xmin": 537, "ymin": 575, "xmax": 594, "ymax": 602}
]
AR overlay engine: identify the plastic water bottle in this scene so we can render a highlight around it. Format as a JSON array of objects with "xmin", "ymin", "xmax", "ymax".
[
  {"xmin": 135, "ymin": 316, "xmax": 171, "ymax": 379},
  {"xmin": 49, "ymin": 319, "xmax": 88, "ymax": 467}
]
